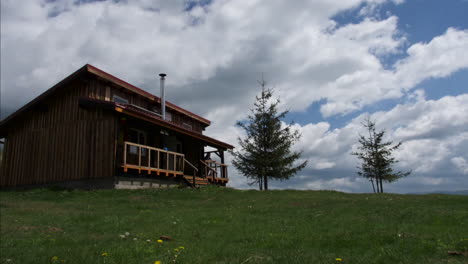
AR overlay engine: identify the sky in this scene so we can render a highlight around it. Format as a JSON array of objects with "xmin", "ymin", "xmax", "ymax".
[{"xmin": 1, "ymin": 0, "xmax": 467, "ymax": 193}]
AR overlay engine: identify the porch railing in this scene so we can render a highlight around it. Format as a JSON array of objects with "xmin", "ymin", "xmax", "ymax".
[
  {"xmin": 184, "ymin": 159, "xmax": 199, "ymax": 186},
  {"xmin": 121, "ymin": 141, "xmax": 229, "ymax": 185},
  {"xmin": 201, "ymin": 159, "xmax": 228, "ymax": 182},
  {"xmin": 123, "ymin": 141, "xmax": 184, "ymax": 175}
]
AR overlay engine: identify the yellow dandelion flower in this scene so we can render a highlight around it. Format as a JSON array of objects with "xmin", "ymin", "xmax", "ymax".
[
  {"xmin": 336, "ymin": 258, "xmax": 342, "ymax": 262},
  {"xmin": 174, "ymin": 248, "xmax": 179, "ymax": 252},
  {"xmin": 179, "ymin": 246, "xmax": 185, "ymax": 249},
  {"xmin": 154, "ymin": 261, "xmax": 161, "ymax": 264},
  {"xmin": 51, "ymin": 256, "xmax": 59, "ymax": 261},
  {"xmin": 157, "ymin": 239, "xmax": 163, "ymax": 244},
  {"xmin": 101, "ymin": 252, "xmax": 108, "ymax": 257}
]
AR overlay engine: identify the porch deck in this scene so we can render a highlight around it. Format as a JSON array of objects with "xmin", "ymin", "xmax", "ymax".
[{"xmin": 121, "ymin": 141, "xmax": 228, "ymax": 186}]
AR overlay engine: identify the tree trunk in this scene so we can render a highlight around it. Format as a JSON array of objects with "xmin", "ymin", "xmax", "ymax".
[
  {"xmin": 374, "ymin": 177, "xmax": 378, "ymax": 193},
  {"xmin": 370, "ymin": 179, "xmax": 376, "ymax": 193},
  {"xmin": 379, "ymin": 177, "xmax": 383, "ymax": 193},
  {"xmin": 264, "ymin": 175, "xmax": 268, "ymax": 190},
  {"xmin": 259, "ymin": 176, "xmax": 263, "ymax": 191}
]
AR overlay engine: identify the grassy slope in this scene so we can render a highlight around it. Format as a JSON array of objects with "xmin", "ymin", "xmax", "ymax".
[{"xmin": 0, "ymin": 187, "xmax": 467, "ymax": 264}]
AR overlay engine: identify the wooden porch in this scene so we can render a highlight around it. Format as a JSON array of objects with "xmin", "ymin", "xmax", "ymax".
[{"xmin": 121, "ymin": 141, "xmax": 228, "ymax": 186}]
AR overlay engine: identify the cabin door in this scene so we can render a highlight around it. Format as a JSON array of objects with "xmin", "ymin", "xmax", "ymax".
[
  {"xmin": 128, "ymin": 129, "xmax": 147, "ymax": 145},
  {"xmin": 165, "ymin": 136, "xmax": 182, "ymax": 154},
  {"xmin": 128, "ymin": 129, "xmax": 148, "ymax": 157}
]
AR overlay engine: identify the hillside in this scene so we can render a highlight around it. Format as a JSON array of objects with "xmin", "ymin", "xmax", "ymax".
[{"xmin": 1, "ymin": 187, "xmax": 467, "ymax": 263}]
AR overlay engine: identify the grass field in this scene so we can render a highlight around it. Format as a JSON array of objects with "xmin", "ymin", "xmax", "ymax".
[{"xmin": 1, "ymin": 186, "xmax": 467, "ymax": 264}]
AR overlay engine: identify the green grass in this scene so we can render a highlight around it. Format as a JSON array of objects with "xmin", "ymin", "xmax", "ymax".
[{"xmin": 1, "ymin": 186, "xmax": 467, "ymax": 264}]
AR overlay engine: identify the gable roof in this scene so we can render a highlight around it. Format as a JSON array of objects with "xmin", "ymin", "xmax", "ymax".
[{"xmin": 0, "ymin": 64, "xmax": 211, "ymax": 129}]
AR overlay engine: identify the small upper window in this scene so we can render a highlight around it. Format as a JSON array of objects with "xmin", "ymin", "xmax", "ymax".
[
  {"xmin": 165, "ymin": 111, "xmax": 172, "ymax": 122},
  {"xmin": 113, "ymin": 95, "xmax": 128, "ymax": 104},
  {"xmin": 149, "ymin": 106, "xmax": 160, "ymax": 114},
  {"xmin": 182, "ymin": 122, "xmax": 192, "ymax": 130}
]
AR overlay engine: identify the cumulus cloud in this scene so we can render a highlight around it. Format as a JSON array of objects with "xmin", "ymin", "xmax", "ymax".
[
  {"xmin": 395, "ymin": 28, "xmax": 468, "ymax": 88},
  {"xmin": 1, "ymin": 0, "xmax": 408, "ymax": 118},
  {"xmin": 318, "ymin": 27, "xmax": 468, "ymax": 117},
  {"xmin": 3, "ymin": 0, "xmax": 466, "ymax": 120},
  {"xmin": 265, "ymin": 93, "xmax": 468, "ymax": 193},
  {"xmin": 451, "ymin": 157, "xmax": 468, "ymax": 174}
]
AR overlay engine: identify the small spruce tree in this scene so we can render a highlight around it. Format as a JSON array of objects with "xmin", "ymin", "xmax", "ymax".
[
  {"xmin": 352, "ymin": 118, "xmax": 411, "ymax": 193},
  {"xmin": 231, "ymin": 77, "xmax": 307, "ymax": 190}
]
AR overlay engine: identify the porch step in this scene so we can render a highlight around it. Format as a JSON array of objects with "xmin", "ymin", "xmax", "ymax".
[
  {"xmin": 206, "ymin": 176, "xmax": 228, "ymax": 183},
  {"xmin": 183, "ymin": 175, "xmax": 209, "ymax": 186}
]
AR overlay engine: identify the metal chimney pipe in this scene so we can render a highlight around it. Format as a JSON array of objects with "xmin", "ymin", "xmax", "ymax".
[{"xmin": 159, "ymin": 73, "xmax": 166, "ymax": 120}]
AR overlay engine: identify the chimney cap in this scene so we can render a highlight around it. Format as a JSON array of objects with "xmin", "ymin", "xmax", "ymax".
[{"xmin": 159, "ymin": 73, "xmax": 167, "ymax": 78}]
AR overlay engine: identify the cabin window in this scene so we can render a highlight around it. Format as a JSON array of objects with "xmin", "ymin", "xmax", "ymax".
[
  {"xmin": 165, "ymin": 111, "xmax": 172, "ymax": 122},
  {"xmin": 113, "ymin": 95, "xmax": 128, "ymax": 104},
  {"xmin": 160, "ymin": 129, "xmax": 169, "ymax": 136},
  {"xmin": 105, "ymin": 86, "xmax": 111, "ymax": 101},
  {"xmin": 149, "ymin": 105, "xmax": 160, "ymax": 114},
  {"xmin": 128, "ymin": 129, "xmax": 147, "ymax": 156},
  {"xmin": 182, "ymin": 122, "xmax": 192, "ymax": 130}
]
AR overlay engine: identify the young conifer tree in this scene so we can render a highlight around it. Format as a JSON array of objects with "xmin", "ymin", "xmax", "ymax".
[
  {"xmin": 352, "ymin": 118, "xmax": 411, "ymax": 193},
  {"xmin": 232, "ymin": 77, "xmax": 307, "ymax": 190}
]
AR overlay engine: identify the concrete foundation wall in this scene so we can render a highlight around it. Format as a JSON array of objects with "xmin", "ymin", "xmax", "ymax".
[
  {"xmin": 114, "ymin": 177, "xmax": 183, "ymax": 189},
  {"xmin": 0, "ymin": 176, "xmax": 186, "ymax": 190}
]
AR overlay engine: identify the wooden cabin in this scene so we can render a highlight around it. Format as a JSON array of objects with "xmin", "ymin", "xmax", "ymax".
[{"xmin": 0, "ymin": 64, "xmax": 233, "ymax": 189}]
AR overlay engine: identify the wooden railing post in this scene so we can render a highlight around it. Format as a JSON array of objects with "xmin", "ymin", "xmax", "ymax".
[
  {"xmin": 123, "ymin": 142, "xmax": 128, "ymax": 172},
  {"xmin": 147, "ymin": 148, "xmax": 151, "ymax": 174},
  {"xmin": 123, "ymin": 142, "xmax": 127, "ymax": 165},
  {"xmin": 138, "ymin": 146, "xmax": 141, "ymax": 173},
  {"xmin": 157, "ymin": 150, "xmax": 160, "ymax": 170},
  {"xmin": 166, "ymin": 153, "xmax": 169, "ymax": 171}
]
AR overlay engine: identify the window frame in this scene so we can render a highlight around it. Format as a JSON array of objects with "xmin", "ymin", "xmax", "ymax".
[{"xmin": 113, "ymin": 95, "xmax": 129, "ymax": 104}]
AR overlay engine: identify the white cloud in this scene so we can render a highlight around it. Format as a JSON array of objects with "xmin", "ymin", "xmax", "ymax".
[
  {"xmin": 1, "ymin": 0, "xmax": 410, "ymax": 118},
  {"xmin": 319, "ymin": 27, "xmax": 468, "ymax": 117},
  {"xmin": 3, "ymin": 1, "xmax": 465, "ymax": 120},
  {"xmin": 451, "ymin": 157, "xmax": 468, "ymax": 174},
  {"xmin": 395, "ymin": 28, "xmax": 468, "ymax": 90}
]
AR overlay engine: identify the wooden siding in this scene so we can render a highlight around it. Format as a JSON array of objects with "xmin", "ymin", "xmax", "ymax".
[
  {"xmin": 0, "ymin": 79, "xmax": 117, "ymax": 187},
  {"xmin": 87, "ymin": 77, "xmax": 205, "ymax": 134}
]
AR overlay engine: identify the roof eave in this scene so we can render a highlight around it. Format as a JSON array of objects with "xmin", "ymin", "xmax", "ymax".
[{"xmin": 114, "ymin": 105, "xmax": 233, "ymax": 150}]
